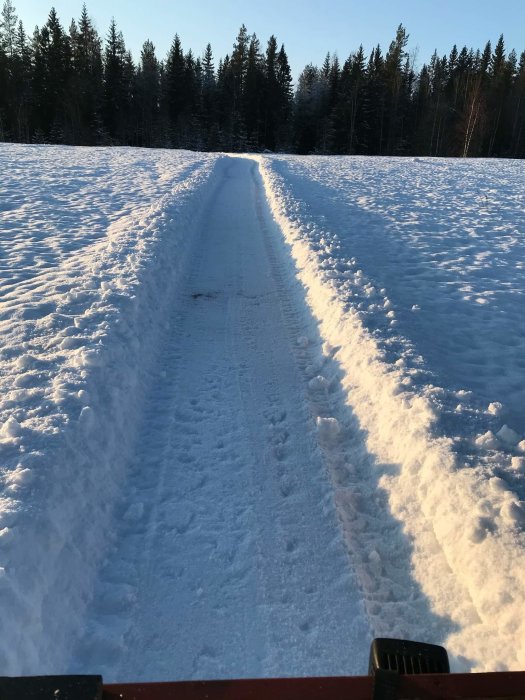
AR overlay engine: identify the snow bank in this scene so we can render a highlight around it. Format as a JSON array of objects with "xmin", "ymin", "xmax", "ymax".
[
  {"xmin": 254, "ymin": 154, "xmax": 525, "ymax": 672},
  {"xmin": 0, "ymin": 145, "xmax": 220, "ymax": 673}
]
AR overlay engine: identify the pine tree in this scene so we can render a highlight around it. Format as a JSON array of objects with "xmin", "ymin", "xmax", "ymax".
[
  {"xmin": 0, "ymin": 0, "xmax": 17, "ymax": 59},
  {"xmin": 0, "ymin": 1, "xmax": 23, "ymax": 140}
]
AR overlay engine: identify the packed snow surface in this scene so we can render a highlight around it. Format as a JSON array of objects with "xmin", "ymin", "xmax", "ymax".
[{"xmin": 1, "ymin": 145, "xmax": 525, "ymax": 679}]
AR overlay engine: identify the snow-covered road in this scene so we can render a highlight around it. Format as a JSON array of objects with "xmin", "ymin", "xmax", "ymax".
[
  {"xmin": 70, "ymin": 158, "xmax": 370, "ymax": 681},
  {"xmin": 2, "ymin": 146, "xmax": 525, "ymax": 678}
]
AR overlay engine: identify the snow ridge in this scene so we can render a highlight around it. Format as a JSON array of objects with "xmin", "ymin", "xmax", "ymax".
[
  {"xmin": 0, "ymin": 146, "xmax": 220, "ymax": 673},
  {"xmin": 254, "ymin": 154, "xmax": 525, "ymax": 672}
]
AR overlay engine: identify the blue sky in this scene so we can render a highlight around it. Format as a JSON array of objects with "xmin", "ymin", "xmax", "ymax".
[{"xmin": 12, "ymin": 0, "xmax": 525, "ymax": 82}]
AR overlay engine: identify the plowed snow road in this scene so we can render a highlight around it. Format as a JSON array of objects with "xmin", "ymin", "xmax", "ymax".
[
  {"xmin": 70, "ymin": 158, "xmax": 370, "ymax": 681},
  {"xmin": 4, "ymin": 146, "xmax": 523, "ymax": 677}
]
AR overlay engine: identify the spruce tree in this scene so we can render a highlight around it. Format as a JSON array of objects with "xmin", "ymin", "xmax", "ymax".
[
  {"xmin": 275, "ymin": 44, "xmax": 292, "ymax": 149},
  {"xmin": 231, "ymin": 24, "xmax": 249, "ymax": 107},
  {"xmin": 412, "ymin": 63, "xmax": 432, "ymax": 153},
  {"xmin": 427, "ymin": 51, "xmax": 447, "ymax": 155},
  {"xmin": 137, "ymin": 39, "xmax": 160, "ymax": 146},
  {"xmin": 216, "ymin": 53, "xmax": 234, "ymax": 150},
  {"xmin": 2, "ymin": 6, "xmax": 525, "ymax": 157},
  {"xmin": 243, "ymin": 34, "xmax": 264, "ymax": 149},
  {"xmin": 262, "ymin": 35, "xmax": 279, "ymax": 149},
  {"xmin": 182, "ymin": 48, "xmax": 201, "ymax": 148},
  {"xmin": 103, "ymin": 18, "xmax": 127, "ymax": 141},
  {"xmin": 163, "ymin": 34, "xmax": 185, "ymax": 144},
  {"xmin": 486, "ymin": 35, "xmax": 511, "ymax": 155},
  {"xmin": 229, "ymin": 24, "xmax": 249, "ymax": 145},
  {"xmin": 10, "ymin": 19, "xmax": 31, "ymax": 141},
  {"xmin": 510, "ymin": 51, "xmax": 525, "ymax": 156},
  {"xmin": 201, "ymin": 43, "xmax": 218, "ymax": 148},
  {"xmin": 294, "ymin": 64, "xmax": 320, "ymax": 153},
  {"xmin": 331, "ymin": 46, "xmax": 367, "ymax": 154},
  {"xmin": 30, "ymin": 9, "xmax": 71, "ymax": 141},
  {"xmin": 366, "ymin": 45, "xmax": 386, "ymax": 154},
  {"xmin": 69, "ymin": 4, "xmax": 103, "ymax": 144}
]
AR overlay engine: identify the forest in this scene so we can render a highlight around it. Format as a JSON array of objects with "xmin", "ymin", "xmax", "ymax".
[{"xmin": 1, "ymin": 1, "xmax": 524, "ymax": 157}]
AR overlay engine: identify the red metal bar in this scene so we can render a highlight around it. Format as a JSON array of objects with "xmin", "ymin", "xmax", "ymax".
[{"xmin": 104, "ymin": 672, "xmax": 525, "ymax": 700}]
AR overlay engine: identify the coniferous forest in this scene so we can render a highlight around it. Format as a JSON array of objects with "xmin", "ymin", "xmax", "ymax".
[{"xmin": 1, "ymin": 1, "xmax": 524, "ymax": 157}]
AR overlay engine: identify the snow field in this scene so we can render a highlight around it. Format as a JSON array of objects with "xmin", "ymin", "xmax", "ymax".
[
  {"xmin": 2, "ymin": 145, "xmax": 525, "ymax": 677},
  {"xmin": 255, "ymin": 154, "xmax": 525, "ymax": 671},
  {"xmin": 0, "ymin": 145, "xmax": 220, "ymax": 673}
]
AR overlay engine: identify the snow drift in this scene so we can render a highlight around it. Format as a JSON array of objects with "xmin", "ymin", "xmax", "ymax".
[
  {"xmin": 254, "ymin": 154, "xmax": 525, "ymax": 672},
  {"xmin": 0, "ymin": 145, "xmax": 220, "ymax": 673}
]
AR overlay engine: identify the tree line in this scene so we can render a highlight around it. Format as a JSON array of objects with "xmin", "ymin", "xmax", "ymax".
[{"xmin": 1, "ymin": 2, "xmax": 524, "ymax": 157}]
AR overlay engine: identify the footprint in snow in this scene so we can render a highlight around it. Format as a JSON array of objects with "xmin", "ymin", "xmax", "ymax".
[{"xmin": 316, "ymin": 416, "xmax": 342, "ymax": 443}]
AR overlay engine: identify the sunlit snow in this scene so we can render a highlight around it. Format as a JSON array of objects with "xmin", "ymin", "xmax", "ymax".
[
  {"xmin": 0, "ymin": 144, "xmax": 524, "ymax": 679},
  {"xmin": 257, "ymin": 153, "xmax": 525, "ymax": 672}
]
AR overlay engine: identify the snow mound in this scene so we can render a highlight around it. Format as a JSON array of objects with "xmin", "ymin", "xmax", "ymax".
[{"xmin": 255, "ymin": 153, "xmax": 525, "ymax": 672}]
